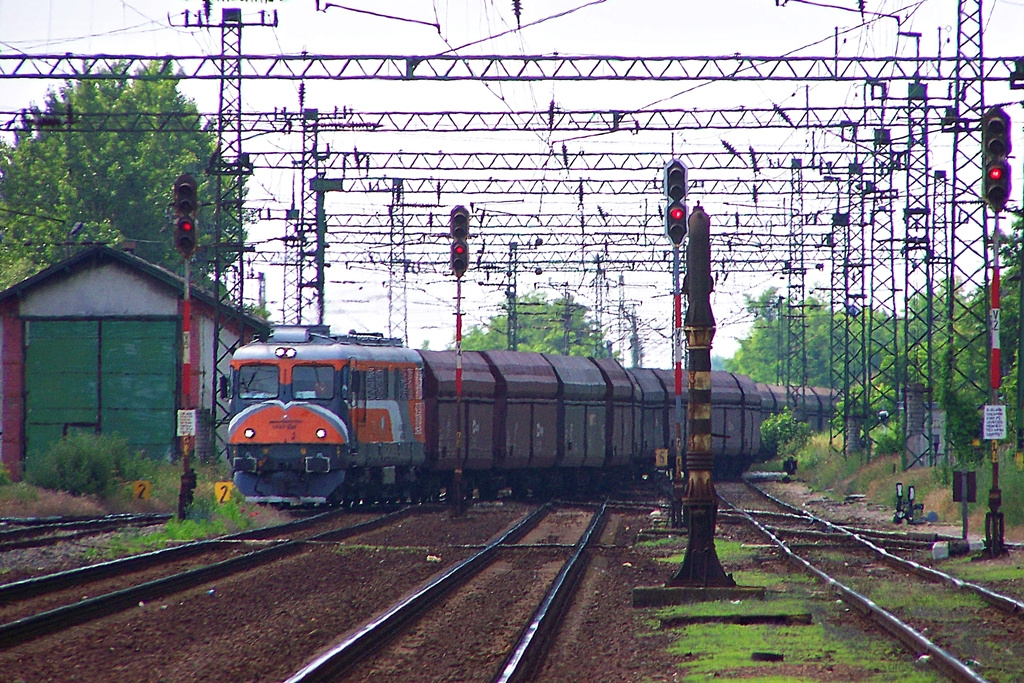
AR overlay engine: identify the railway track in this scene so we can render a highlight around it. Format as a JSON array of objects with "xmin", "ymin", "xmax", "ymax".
[
  {"xmin": 0, "ymin": 505, "xmax": 418, "ymax": 648},
  {"xmin": 0, "ymin": 512, "xmax": 172, "ymax": 553},
  {"xmin": 0, "ymin": 501, "xmax": 536, "ymax": 681},
  {"xmin": 3, "ymin": 480, "xmax": 1018, "ymax": 681},
  {"xmin": 286, "ymin": 502, "xmax": 609, "ymax": 683},
  {"xmin": 720, "ymin": 480, "xmax": 1024, "ymax": 683}
]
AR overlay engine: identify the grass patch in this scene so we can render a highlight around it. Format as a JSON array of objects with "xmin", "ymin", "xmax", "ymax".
[
  {"xmin": 660, "ymin": 597, "xmax": 811, "ymax": 620},
  {"xmin": 861, "ymin": 579, "xmax": 981, "ymax": 615},
  {"xmin": 659, "ymin": 538, "xmax": 750, "ymax": 566},
  {"xmin": 636, "ymin": 536, "xmax": 686, "ymax": 549},
  {"xmin": 333, "ymin": 543, "xmax": 433, "ymax": 554},
  {"xmin": 665, "ymin": 615, "xmax": 942, "ymax": 682},
  {"xmin": 81, "ymin": 496, "xmax": 274, "ymax": 561},
  {"xmin": 937, "ymin": 555, "xmax": 1024, "ymax": 583},
  {"xmin": 769, "ymin": 432, "xmax": 1024, "ymax": 536}
]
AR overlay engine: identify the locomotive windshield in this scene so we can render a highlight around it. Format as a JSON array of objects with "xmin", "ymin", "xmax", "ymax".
[
  {"xmin": 293, "ymin": 365, "xmax": 335, "ymax": 400},
  {"xmin": 238, "ymin": 364, "xmax": 279, "ymax": 399}
]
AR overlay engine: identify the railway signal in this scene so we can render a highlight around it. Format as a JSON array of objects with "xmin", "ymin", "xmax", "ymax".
[
  {"xmin": 173, "ymin": 173, "xmax": 199, "ymax": 259},
  {"xmin": 449, "ymin": 205, "xmax": 471, "ymax": 278},
  {"xmin": 663, "ymin": 159, "xmax": 688, "ymax": 246},
  {"xmin": 981, "ymin": 107, "xmax": 1011, "ymax": 213}
]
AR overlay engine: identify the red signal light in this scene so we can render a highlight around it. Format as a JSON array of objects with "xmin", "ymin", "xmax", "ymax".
[
  {"xmin": 454, "ymin": 244, "xmax": 465, "ymax": 255},
  {"xmin": 669, "ymin": 206, "xmax": 685, "ymax": 221},
  {"xmin": 989, "ymin": 166, "xmax": 1004, "ymax": 181},
  {"xmin": 180, "ymin": 219, "xmax": 194, "ymax": 232}
]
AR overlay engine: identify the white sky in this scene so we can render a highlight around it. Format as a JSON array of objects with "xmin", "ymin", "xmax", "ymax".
[{"xmin": 1, "ymin": 0, "xmax": 1022, "ymax": 366}]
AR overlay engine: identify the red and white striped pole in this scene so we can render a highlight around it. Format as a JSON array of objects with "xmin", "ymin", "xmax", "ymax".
[
  {"xmin": 671, "ymin": 245, "xmax": 684, "ymax": 529},
  {"xmin": 453, "ymin": 276, "xmax": 464, "ymax": 515},
  {"xmin": 985, "ymin": 216, "xmax": 1005, "ymax": 556},
  {"xmin": 177, "ymin": 260, "xmax": 195, "ymax": 520}
]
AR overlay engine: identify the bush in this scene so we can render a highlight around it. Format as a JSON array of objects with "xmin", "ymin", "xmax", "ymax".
[
  {"xmin": 25, "ymin": 433, "xmax": 154, "ymax": 498},
  {"xmin": 761, "ymin": 408, "xmax": 811, "ymax": 459},
  {"xmin": 871, "ymin": 420, "xmax": 903, "ymax": 457}
]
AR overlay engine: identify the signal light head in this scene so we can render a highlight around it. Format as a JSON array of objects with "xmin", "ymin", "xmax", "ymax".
[
  {"xmin": 983, "ymin": 159, "xmax": 1011, "ymax": 213},
  {"xmin": 449, "ymin": 205, "xmax": 470, "ymax": 239},
  {"xmin": 664, "ymin": 159, "xmax": 688, "ymax": 203},
  {"xmin": 982, "ymin": 106, "xmax": 1012, "ymax": 159},
  {"xmin": 450, "ymin": 239, "xmax": 470, "ymax": 278},
  {"xmin": 173, "ymin": 173, "xmax": 198, "ymax": 217},
  {"xmin": 665, "ymin": 200, "xmax": 687, "ymax": 246},
  {"xmin": 174, "ymin": 217, "xmax": 198, "ymax": 258}
]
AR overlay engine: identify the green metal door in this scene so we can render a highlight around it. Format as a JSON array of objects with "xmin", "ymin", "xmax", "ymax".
[
  {"xmin": 24, "ymin": 319, "xmax": 177, "ymax": 461},
  {"xmin": 101, "ymin": 320, "xmax": 177, "ymax": 459},
  {"xmin": 25, "ymin": 320, "xmax": 99, "ymax": 460}
]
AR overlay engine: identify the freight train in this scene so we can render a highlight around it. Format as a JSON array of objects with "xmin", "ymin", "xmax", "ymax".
[{"xmin": 227, "ymin": 326, "xmax": 833, "ymax": 505}]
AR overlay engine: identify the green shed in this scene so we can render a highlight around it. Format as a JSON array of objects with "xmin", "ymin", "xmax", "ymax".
[{"xmin": 0, "ymin": 246, "xmax": 269, "ymax": 478}]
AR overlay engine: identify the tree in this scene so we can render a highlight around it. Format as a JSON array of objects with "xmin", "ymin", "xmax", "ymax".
[
  {"xmin": 725, "ymin": 289, "xmax": 836, "ymax": 388},
  {"xmin": 460, "ymin": 291, "xmax": 611, "ymax": 357},
  {"xmin": 0, "ymin": 62, "xmax": 218, "ymax": 286}
]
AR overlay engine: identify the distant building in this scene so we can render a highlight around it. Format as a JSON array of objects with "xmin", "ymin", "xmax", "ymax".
[{"xmin": 0, "ymin": 246, "xmax": 269, "ymax": 479}]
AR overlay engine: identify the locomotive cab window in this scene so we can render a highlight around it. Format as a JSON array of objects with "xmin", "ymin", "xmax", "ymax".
[
  {"xmin": 293, "ymin": 365, "xmax": 335, "ymax": 400},
  {"xmin": 238, "ymin": 365, "xmax": 279, "ymax": 399}
]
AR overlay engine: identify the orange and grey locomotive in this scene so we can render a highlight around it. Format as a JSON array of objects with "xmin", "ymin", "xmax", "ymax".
[{"xmin": 229, "ymin": 327, "xmax": 425, "ymax": 505}]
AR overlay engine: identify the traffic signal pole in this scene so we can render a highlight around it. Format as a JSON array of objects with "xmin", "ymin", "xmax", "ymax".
[
  {"xmin": 453, "ymin": 277, "xmax": 465, "ymax": 515},
  {"xmin": 178, "ymin": 259, "xmax": 196, "ymax": 519},
  {"xmin": 984, "ymin": 214, "xmax": 1005, "ymax": 557},
  {"xmin": 671, "ymin": 244, "xmax": 684, "ymax": 529},
  {"xmin": 449, "ymin": 206, "xmax": 471, "ymax": 516},
  {"xmin": 980, "ymin": 107, "xmax": 1010, "ymax": 558},
  {"xmin": 663, "ymin": 159, "xmax": 688, "ymax": 529},
  {"xmin": 172, "ymin": 173, "xmax": 199, "ymax": 519}
]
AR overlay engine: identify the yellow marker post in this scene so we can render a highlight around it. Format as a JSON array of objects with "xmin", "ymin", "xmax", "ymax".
[
  {"xmin": 654, "ymin": 448, "xmax": 669, "ymax": 469},
  {"xmin": 132, "ymin": 480, "xmax": 152, "ymax": 500},
  {"xmin": 215, "ymin": 481, "xmax": 234, "ymax": 504}
]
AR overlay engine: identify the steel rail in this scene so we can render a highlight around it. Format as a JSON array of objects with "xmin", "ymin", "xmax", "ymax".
[
  {"xmin": 492, "ymin": 502, "xmax": 609, "ymax": 683},
  {"xmin": 0, "ymin": 512, "xmax": 169, "ymax": 528},
  {"xmin": 0, "ymin": 505, "xmax": 356, "ymax": 604},
  {"xmin": 744, "ymin": 481, "xmax": 1024, "ymax": 616},
  {"xmin": 722, "ymin": 497, "xmax": 990, "ymax": 683},
  {"xmin": 0, "ymin": 512, "xmax": 170, "ymax": 543},
  {"xmin": 284, "ymin": 504, "xmax": 551, "ymax": 683},
  {"xmin": 0, "ymin": 507, "xmax": 414, "ymax": 647}
]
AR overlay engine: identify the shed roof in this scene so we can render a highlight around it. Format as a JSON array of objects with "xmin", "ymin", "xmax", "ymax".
[{"xmin": 0, "ymin": 245, "xmax": 270, "ymax": 335}]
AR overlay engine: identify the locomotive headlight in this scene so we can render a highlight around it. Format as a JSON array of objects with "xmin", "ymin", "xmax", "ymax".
[
  {"xmin": 244, "ymin": 428, "xmax": 256, "ymax": 439},
  {"xmin": 316, "ymin": 428, "xmax": 327, "ymax": 439}
]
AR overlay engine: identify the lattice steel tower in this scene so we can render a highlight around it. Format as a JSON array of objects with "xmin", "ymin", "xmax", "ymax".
[{"xmin": 945, "ymin": 0, "xmax": 988, "ymax": 417}]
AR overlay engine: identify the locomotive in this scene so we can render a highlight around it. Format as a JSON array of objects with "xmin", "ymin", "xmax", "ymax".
[{"xmin": 227, "ymin": 325, "xmax": 832, "ymax": 505}]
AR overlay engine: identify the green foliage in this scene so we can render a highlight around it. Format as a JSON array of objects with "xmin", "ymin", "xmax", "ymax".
[
  {"xmin": 760, "ymin": 408, "xmax": 811, "ymax": 459},
  {"xmin": 0, "ymin": 62, "xmax": 219, "ymax": 286},
  {"xmin": 82, "ymin": 496, "xmax": 261, "ymax": 561},
  {"xmin": 871, "ymin": 421, "xmax": 903, "ymax": 457},
  {"xmin": 0, "ymin": 463, "xmax": 12, "ymax": 487},
  {"xmin": 725, "ymin": 289, "xmax": 835, "ymax": 387},
  {"xmin": 460, "ymin": 290, "xmax": 612, "ymax": 357},
  {"xmin": 24, "ymin": 432, "xmax": 154, "ymax": 497}
]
